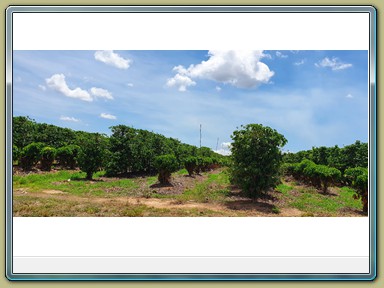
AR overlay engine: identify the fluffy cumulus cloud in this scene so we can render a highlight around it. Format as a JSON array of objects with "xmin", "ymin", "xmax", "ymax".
[
  {"xmin": 100, "ymin": 113, "xmax": 117, "ymax": 120},
  {"xmin": 94, "ymin": 50, "xmax": 131, "ymax": 69},
  {"xmin": 167, "ymin": 50, "xmax": 274, "ymax": 91},
  {"xmin": 166, "ymin": 73, "xmax": 196, "ymax": 92},
  {"xmin": 214, "ymin": 142, "xmax": 232, "ymax": 156},
  {"xmin": 90, "ymin": 87, "xmax": 113, "ymax": 100},
  {"xmin": 315, "ymin": 57, "xmax": 352, "ymax": 71},
  {"xmin": 46, "ymin": 74, "xmax": 92, "ymax": 102},
  {"xmin": 60, "ymin": 116, "xmax": 79, "ymax": 122}
]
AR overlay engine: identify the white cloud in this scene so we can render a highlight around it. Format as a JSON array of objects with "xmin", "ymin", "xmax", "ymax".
[
  {"xmin": 221, "ymin": 142, "xmax": 232, "ymax": 149},
  {"xmin": 38, "ymin": 84, "xmax": 46, "ymax": 91},
  {"xmin": 94, "ymin": 50, "xmax": 131, "ymax": 69},
  {"xmin": 215, "ymin": 86, "xmax": 222, "ymax": 92},
  {"xmin": 90, "ymin": 87, "xmax": 113, "ymax": 100},
  {"xmin": 100, "ymin": 113, "xmax": 117, "ymax": 120},
  {"xmin": 276, "ymin": 51, "xmax": 288, "ymax": 58},
  {"xmin": 346, "ymin": 93, "xmax": 353, "ymax": 98},
  {"xmin": 214, "ymin": 142, "xmax": 232, "ymax": 156},
  {"xmin": 166, "ymin": 73, "xmax": 196, "ymax": 92},
  {"xmin": 126, "ymin": 83, "xmax": 134, "ymax": 87},
  {"xmin": 46, "ymin": 74, "xmax": 92, "ymax": 102},
  {"xmin": 167, "ymin": 50, "xmax": 274, "ymax": 91},
  {"xmin": 60, "ymin": 116, "xmax": 79, "ymax": 122},
  {"xmin": 315, "ymin": 57, "xmax": 352, "ymax": 71},
  {"xmin": 294, "ymin": 59, "xmax": 305, "ymax": 66}
]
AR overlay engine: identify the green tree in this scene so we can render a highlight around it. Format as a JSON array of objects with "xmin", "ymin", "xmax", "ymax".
[
  {"xmin": 19, "ymin": 142, "xmax": 45, "ymax": 170},
  {"xmin": 345, "ymin": 167, "xmax": 368, "ymax": 213},
  {"xmin": 230, "ymin": 124, "xmax": 287, "ymax": 199},
  {"xmin": 40, "ymin": 147, "xmax": 57, "ymax": 171},
  {"xmin": 13, "ymin": 116, "xmax": 37, "ymax": 148},
  {"xmin": 184, "ymin": 156, "xmax": 198, "ymax": 176},
  {"xmin": 154, "ymin": 154, "xmax": 179, "ymax": 185},
  {"xmin": 76, "ymin": 134, "xmax": 107, "ymax": 180},
  {"xmin": 56, "ymin": 144, "xmax": 80, "ymax": 169}
]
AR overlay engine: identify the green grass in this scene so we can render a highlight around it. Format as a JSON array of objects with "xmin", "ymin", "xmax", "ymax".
[
  {"xmin": 288, "ymin": 186, "xmax": 362, "ymax": 215},
  {"xmin": 176, "ymin": 170, "xmax": 230, "ymax": 203},
  {"xmin": 275, "ymin": 184, "xmax": 293, "ymax": 195},
  {"xmin": 13, "ymin": 170, "xmax": 139, "ymax": 196},
  {"xmin": 13, "ymin": 168, "xmax": 365, "ymax": 217}
]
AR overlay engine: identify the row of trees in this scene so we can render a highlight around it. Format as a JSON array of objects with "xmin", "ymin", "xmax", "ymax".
[
  {"xmin": 283, "ymin": 141, "xmax": 368, "ymax": 173},
  {"xmin": 13, "ymin": 117, "xmax": 369, "ymax": 211},
  {"xmin": 13, "ymin": 117, "xmax": 227, "ymax": 181}
]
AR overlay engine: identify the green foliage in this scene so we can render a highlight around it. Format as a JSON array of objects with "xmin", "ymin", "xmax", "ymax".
[
  {"xmin": 76, "ymin": 134, "xmax": 107, "ymax": 180},
  {"xmin": 19, "ymin": 142, "xmax": 45, "ymax": 170},
  {"xmin": 13, "ymin": 116, "xmax": 37, "ymax": 148},
  {"xmin": 154, "ymin": 154, "xmax": 179, "ymax": 184},
  {"xmin": 184, "ymin": 156, "xmax": 198, "ymax": 176},
  {"xmin": 283, "ymin": 141, "xmax": 368, "ymax": 173},
  {"xmin": 56, "ymin": 144, "xmax": 80, "ymax": 169},
  {"xmin": 13, "ymin": 145, "xmax": 20, "ymax": 163},
  {"xmin": 344, "ymin": 167, "xmax": 368, "ymax": 212},
  {"xmin": 40, "ymin": 147, "xmax": 56, "ymax": 171},
  {"xmin": 13, "ymin": 116, "xmax": 77, "ymax": 149},
  {"xmin": 229, "ymin": 124, "xmax": 287, "ymax": 199}
]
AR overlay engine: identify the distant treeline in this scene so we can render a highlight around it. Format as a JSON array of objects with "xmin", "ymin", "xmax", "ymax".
[{"xmin": 12, "ymin": 116, "xmax": 228, "ymax": 176}]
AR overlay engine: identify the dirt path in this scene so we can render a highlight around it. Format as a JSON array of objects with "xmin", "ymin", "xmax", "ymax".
[{"xmin": 14, "ymin": 188, "xmax": 304, "ymax": 217}]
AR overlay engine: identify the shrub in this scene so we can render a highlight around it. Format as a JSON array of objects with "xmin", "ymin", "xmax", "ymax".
[
  {"xmin": 345, "ymin": 167, "xmax": 368, "ymax": 213},
  {"xmin": 19, "ymin": 142, "xmax": 45, "ymax": 170},
  {"xmin": 184, "ymin": 156, "xmax": 198, "ymax": 176},
  {"xmin": 154, "ymin": 154, "xmax": 179, "ymax": 184},
  {"xmin": 76, "ymin": 134, "xmax": 107, "ymax": 180},
  {"xmin": 56, "ymin": 144, "xmax": 80, "ymax": 169},
  {"xmin": 314, "ymin": 165, "xmax": 341, "ymax": 193},
  {"xmin": 229, "ymin": 124, "xmax": 287, "ymax": 199},
  {"xmin": 40, "ymin": 147, "xmax": 57, "ymax": 171}
]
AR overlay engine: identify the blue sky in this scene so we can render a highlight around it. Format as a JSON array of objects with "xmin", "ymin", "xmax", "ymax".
[{"xmin": 13, "ymin": 50, "xmax": 368, "ymax": 154}]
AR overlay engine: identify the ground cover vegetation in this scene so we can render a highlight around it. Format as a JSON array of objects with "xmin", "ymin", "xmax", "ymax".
[{"xmin": 12, "ymin": 116, "xmax": 368, "ymax": 216}]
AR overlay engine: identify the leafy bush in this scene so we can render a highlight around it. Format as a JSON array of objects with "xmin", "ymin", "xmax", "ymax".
[
  {"xmin": 345, "ymin": 167, "xmax": 368, "ymax": 212},
  {"xmin": 56, "ymin": 144, "xmax": 80, "ymax": 169},
  {"xmin": 40, "ymin": 147, "xmax": 57, "ymax": 171},
  {"xmin": 184, "ymin": 156, "xmax": 198, "ymax": 176},
  {"xmin": 76, "ymin": 134, "xmax": 107, "ymax": 180},
  {"xmin": 313, "ymin": 165, "xmax": 341, "ymax": 193},
  {"xmin": 19, "ymin": 142, "xmax": 45, "ymax": 170},
  {"xmin": 154, "ymin": 154, "xmax": 179, "ymax": 184},
  {"xmin": 229, "ymin": 124, "xmax": 287, "ymax": 199}
]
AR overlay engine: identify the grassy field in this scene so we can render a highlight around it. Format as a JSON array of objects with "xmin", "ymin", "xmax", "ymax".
[{"xmin": 12, "ymin": 167, "xmax": 365, "ymax": 217}]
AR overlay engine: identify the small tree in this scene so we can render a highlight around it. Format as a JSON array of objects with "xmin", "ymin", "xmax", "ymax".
[
  {"xmin": 19, "ymin": 142, "xmax": 45, "ymax": 170},
  {"xmin": 76, "ymin": 134, "xmax": 107, "ymax": 180},
  {"xmin": 345, "ymin": 167, "xmax": 368, "ymax": 213},
  {"xmin": 57, "ymin": 144, "xmax": 80, "ymax": 169},
  {"xmin": 184, "ymin": 156, "xmax": 198, "ymax": 176},
  {"xmin": 154, "ymin": 154, "xmax": 179, "ymax": 185},
  {"xmin": 40, "ymin": 147, "xmax": 56, "ymax": 171},
  {"xmin": 230, "ymin": 124, "xmax": 287, "ymax": 199},
  {"xmin": 314, "ymin": 165, "xmax": 341, "ymax": 193}
]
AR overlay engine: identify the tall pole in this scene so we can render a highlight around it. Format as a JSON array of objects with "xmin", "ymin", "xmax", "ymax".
[
  {"xmin": 199, "ymin": 124, "xmax": 202, "ymax": 148},
  {"xmin": 216, "ymin": 137, "xmax": 219, "ymax": 151}
]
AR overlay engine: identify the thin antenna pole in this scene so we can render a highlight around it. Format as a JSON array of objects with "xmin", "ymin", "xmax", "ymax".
[
  {"xmin": 199, "ymin": 124, "xmax": 202, "ymax": 148},
  {"xmin": 216, "ymin": 137, "xmax": 219, "ymax": 151}
]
